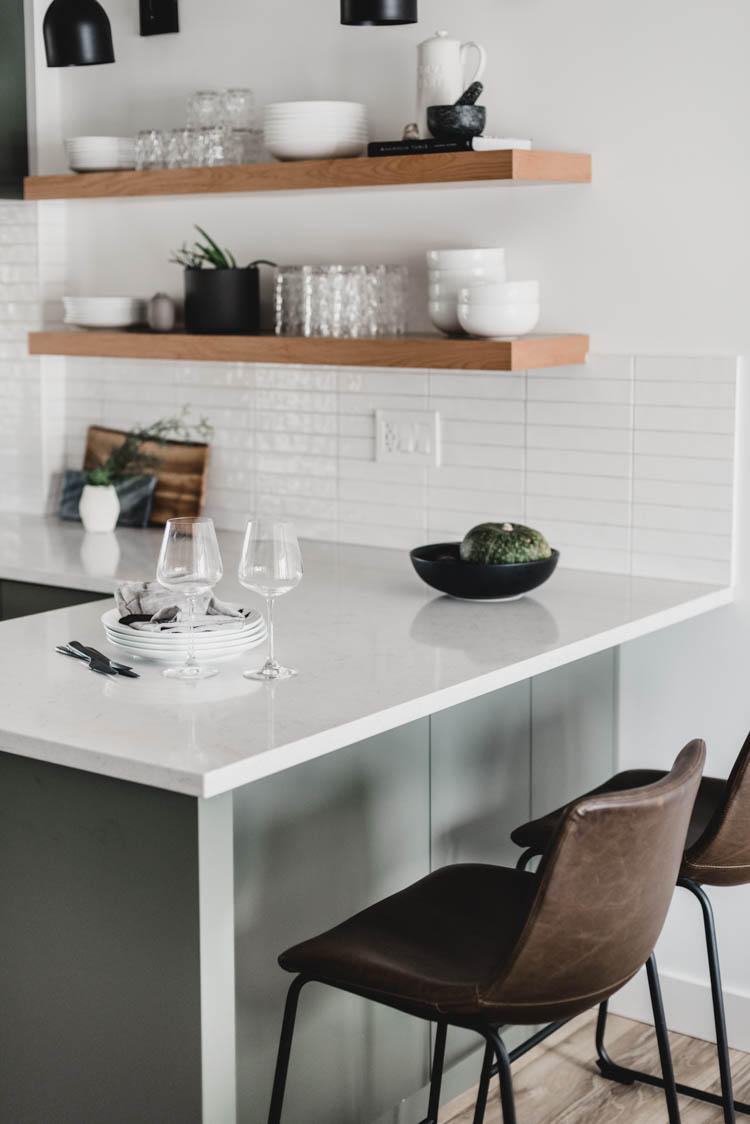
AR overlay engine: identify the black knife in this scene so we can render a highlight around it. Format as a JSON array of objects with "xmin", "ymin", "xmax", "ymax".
[{"xmin": 69, "ymin": 641, "xmax": 140, "ymax": 678}]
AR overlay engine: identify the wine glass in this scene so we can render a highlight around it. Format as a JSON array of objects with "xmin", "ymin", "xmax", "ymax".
[
  {"xmin": 156, "ymin": 516, "xmax": 224, "ymax": 680},
  {"xmin": 238, "ymin": 519, "xmax": 303, "ymax": 681}
]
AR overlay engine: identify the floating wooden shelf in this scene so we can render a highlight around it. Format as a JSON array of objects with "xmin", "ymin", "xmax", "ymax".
[
  {"xmin": 28, "ymin": 331, "xmax": 589, "ymax": 371},
  {"xmin": 24, "ymin": 150, "xmax": 591, "ymax": 201}
]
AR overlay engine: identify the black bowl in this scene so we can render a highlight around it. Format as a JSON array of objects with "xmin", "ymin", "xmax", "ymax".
[
  {"xmin": 410, "ymin": 542, "xmax": 560, "ymax": 601},
  {"xmin": 427, "ymin": 104, "xmax": 486, "ymax": 141}
]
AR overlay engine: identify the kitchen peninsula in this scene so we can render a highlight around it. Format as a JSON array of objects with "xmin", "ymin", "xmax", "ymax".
[{"xmin": 0, "ymin": 514, "xmax": 733, "ymax": 1124}]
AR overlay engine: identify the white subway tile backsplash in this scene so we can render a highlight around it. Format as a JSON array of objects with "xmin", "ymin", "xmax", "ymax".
[
  {"xmin": 633, "ymin": 429, "xmax": 734, "ymax": 459},
  {"xmin": 634, "ymin": 454, "xmax": 734, "ymax": 485},
  {"xmin": 0, "ymin": 195, "xmax": 738, "ymax": 602},
  {"xmin": 636, "ymin": 356, "xmax": 739, "ymax": 383}
]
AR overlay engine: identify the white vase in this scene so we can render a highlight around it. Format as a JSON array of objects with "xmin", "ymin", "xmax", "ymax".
[{"xmin": 79, "ymin": 484, "xmax": 120, "ymax": 533}]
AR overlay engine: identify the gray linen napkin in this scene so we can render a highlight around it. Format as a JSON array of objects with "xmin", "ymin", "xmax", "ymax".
[{"xmin": 116, "ymin": 580, "xmax": 254, "ymax": 633}]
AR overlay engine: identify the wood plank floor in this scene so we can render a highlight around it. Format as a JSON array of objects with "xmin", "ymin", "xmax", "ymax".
[{"xmin": 440, "ymin": 1012, "xmax": 750, "ymax": 1123}]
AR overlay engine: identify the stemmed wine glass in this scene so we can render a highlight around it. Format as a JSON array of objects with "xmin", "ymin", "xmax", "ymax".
[
  {"xmin": 238, "ymin": 519, "xmax": 303, "ymax": 681},
  {"xmin": 156, "ymin": 516, "xmax": 224, "ymax": 680}
]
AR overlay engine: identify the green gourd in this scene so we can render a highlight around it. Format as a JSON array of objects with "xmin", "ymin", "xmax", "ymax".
[{"xmin": 459, "ymin": 522, "xmax": 552, "ymax": 565}]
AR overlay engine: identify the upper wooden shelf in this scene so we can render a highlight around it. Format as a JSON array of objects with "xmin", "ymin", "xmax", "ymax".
[
  {"xmin": 24, "ymin": 150, "xmax": 591, "ymax": 201},
  {"xmin": 28, "ymin": 330, "xmax": 589, "ymax": 371}
]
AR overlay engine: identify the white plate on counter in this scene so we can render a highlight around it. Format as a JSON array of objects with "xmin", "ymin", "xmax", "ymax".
[{"xmin": 101, "ymin": 608, "xmax": 267, "ymax": 662}]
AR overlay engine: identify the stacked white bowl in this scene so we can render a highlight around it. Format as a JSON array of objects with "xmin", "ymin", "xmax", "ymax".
[
  {"xmin": 457, "ymin": 281, "xmax": 540, "ymax": 338},
  {"xmin": 264, "ymin": 101, "xmax": 368, "ymax": 161},
  {"xmin": 427, "ymin": 248, "xmax": 507, "ymax": 335},
  {"xmin": 65, "ymin": 136, "xmax": 136, "ymax": 173},
  {"xmin": 63, "ymin": 296, "xmax": 147, "ymax": 329}
]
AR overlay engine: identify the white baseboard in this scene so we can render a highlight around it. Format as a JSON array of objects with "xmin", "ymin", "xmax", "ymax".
[{"xmin": 610, "ymin": 967, "xmax": 750, "ymax": 1053}]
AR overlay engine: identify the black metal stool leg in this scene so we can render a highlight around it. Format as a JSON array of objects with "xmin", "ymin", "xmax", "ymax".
[
  {"xmin": 595, "ymin": 884, "xmax": 748, "ymax": 1118},
  {"xmin": 472, "ymin": 1040, "xmax": 494, "ymax": 1124},
  {"xmin": 679, "ymin": 877, "xmax": 736, "ymax": 1124},
  {"xmin": 486, "ymin": 1028, "xmax": 517, "ymax": 1124},
  {"xmin": 422, "ymin": 1021, "xmax": 447, "ymax": 1124},
  {"xmin": 516, "ymin": 848, "xmax": 537, "ymax": 872},
  {"xmin": 267, "ymin": 975, "xmax": 308, "ymax": 1124},
  {"xmin": 647, "ymin": 953, "xmax": 682, "ymax": 1124}
]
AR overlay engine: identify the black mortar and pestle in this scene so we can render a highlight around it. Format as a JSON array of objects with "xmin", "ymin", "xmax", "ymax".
[{"xmin": 427, "ymin": 82, "xmax": 486, "ymax": 141}]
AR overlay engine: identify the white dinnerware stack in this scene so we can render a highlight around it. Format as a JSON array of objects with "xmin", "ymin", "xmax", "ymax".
[
  {"xmin": 457, "ymin": 280, "xmax": 540, "ymax": 338},
  {"xmin": 264, "ymin": 101, "xmax": 368, "ymax": 161},
  {"xmin": 65, "ymin": 136, "xmax": 136, "ymax": 173},
  {"xmin": 63, "ymin": 296, "xmax": 147, "ymax": 329},
  {"xmin": 101, "ymin": 607, "xmax": 267, "ymax": 663},
  {"xmin": 427, "ymin": 248, "xmax": 507, "ymax": 335}
]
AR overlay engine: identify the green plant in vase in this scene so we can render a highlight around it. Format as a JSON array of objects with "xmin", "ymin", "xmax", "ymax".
[
  {"xmin": 79, "ymin": 408, "xmax": 213, "ymax": 533},
  {"xmin": 170, "ymin": 225, "xmax": 276, "ymax": 335}
]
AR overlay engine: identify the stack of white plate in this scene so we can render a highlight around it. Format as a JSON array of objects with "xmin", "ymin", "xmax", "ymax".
[
  {"xmin": 264, "ymin": 101, "xmax": 368, "ymax": 161},
  {"xmin": 427, "ymin": 248, "xmax": 507, "ymax": 335},
  {"xmin": 65, "ymin": 136, "xmax": 136, "ymax": 173},
  {"xmin": 63, "ymin": 296, "xmax": 147, "ymax": 329},
  {"xmin": 101, "ymin": 607, "xmax": 267, "ymax": 663}
]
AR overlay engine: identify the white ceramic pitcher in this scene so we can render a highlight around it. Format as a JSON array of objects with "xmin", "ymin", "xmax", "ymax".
[{"xmin": 417, "ymin": 30, "xmax": 487, "ymax": 138}]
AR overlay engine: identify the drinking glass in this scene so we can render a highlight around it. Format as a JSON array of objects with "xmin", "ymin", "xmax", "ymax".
[
  {"xmin": 135, "ymin": 129, "xmax": 165, "ymax": 170},
  {"xmin": 238, "ymin": 520, "xmax": 303, "ymax": 681},
  {"xmin": 156, "ymin": 516, "xmax": 224, "ymax": 680},
  {"xmin": 221, "ymin": 88, "xmax": 255, "ymax": 129},
  {"xmin": 187, "ymin": 90, "xmax": 222, "ymax": 129}
]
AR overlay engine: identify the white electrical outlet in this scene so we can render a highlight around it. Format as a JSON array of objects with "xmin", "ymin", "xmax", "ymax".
[{"xmin": 375, "ymin": 410, "xmax": 441, "ymax": 466}]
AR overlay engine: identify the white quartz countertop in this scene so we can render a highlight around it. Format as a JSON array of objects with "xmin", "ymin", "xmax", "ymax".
[{"xmin": 0, "ymin": 514, "xmax": 734, "ymax": 797}]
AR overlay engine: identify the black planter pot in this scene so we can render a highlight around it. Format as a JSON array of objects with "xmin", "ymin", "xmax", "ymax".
[{"xmin": 184, "ymin": 267, "xmax": 260, "ymax": 335}]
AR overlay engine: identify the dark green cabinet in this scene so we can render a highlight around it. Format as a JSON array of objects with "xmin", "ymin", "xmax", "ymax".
[
  {"xmin": 0, "ymin": 580, "xmax": 110, "ymax": 620},
  {"xmin": 0, "ymin": 0, "xmax": 29, "ymax": 198}
]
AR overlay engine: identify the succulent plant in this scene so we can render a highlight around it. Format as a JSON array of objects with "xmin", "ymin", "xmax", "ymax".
[{"xmin": 170, "ymin": 225, "xmax": 275, "ymax": 271}]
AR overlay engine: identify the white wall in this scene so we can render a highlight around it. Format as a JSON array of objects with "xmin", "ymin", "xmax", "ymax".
[{"xmin": 22, "ymin": 0, "xmax": 750, "ymax": 1044}]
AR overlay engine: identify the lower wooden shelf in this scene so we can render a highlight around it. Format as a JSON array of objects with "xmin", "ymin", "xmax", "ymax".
[{"xmin": 28, "ymin": 331, "xmax": 589, "ymax": 371}]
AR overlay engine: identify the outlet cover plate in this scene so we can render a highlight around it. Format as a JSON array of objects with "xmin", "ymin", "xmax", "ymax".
[{"xmin": 375, "ymin": 409, "xmax": 441, "ymax": 467}]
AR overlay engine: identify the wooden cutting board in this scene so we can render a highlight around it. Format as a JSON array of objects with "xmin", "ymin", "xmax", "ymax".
[{"xmin": 83, "ymin": 425, "xmax": 210, "ymax": 525}]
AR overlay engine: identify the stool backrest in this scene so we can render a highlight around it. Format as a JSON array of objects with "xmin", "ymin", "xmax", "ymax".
[
  {"xmin": 482, "ymin": 739, "xmax": 705, "ymax": 1011},
  {"xmin": 684, "ymin": 730, "xmax": 750, "ymax": 885}
]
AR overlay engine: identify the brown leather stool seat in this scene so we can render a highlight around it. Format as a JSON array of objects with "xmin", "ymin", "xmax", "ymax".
[
  {"xmin": 281, "ymin": 864, "xmax": 538, "ymax": 1024},
  {"xmin": 511, "ymin": 732, "xmax": 750, "ymax": 1124},
  {"xmin": 267, "ymin": 740, "xmax": 705, "ymax": 1124}
]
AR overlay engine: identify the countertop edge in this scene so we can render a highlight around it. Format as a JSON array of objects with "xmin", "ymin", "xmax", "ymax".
[{"xmin": 200, "ymin": 583, "xmax": 734, "ymax": 797}]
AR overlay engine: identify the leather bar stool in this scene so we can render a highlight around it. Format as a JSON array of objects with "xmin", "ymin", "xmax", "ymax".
[
  {"xmin": 511, "ymin": 731, "xmax": 750, "ymax": 1124},
  {"xmin": 267, "ymin": 739, "xmax": 705, "ymax": 1124}
]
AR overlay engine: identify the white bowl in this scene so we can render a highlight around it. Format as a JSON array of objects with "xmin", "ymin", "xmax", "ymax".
[
  {"xmin": 459, "ymin": 281, "xmax": 540, "ymax": 305},
  {"xmin": 457, "ymin": 302, "xmax": 540, "ymax": 338},
  {"xmin": 428, "ymin": 268, "xmax": 507, "ymax": 302},
  {"xmin": 429, "ymin": 300, "xmax": 464, "ymax": 335},
  {"xmin": 428, "ymin": 263, "xmax": 508, "ymax": 284},
  {"xmin": 265, "ymin": 137, "xmax": 366, "ymax": 161},
  {"xmin": 266, "ymin": 100, "xmax": 366, "ymax": 114},
  {"xmin": 426, "ymin": 248, "xmax": 505, "ymax": 269}
]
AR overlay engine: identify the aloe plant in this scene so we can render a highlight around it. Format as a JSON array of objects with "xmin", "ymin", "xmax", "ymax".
[{"xmin": 170, "ymin": 225, "xmax": 275, "ymax": 271}]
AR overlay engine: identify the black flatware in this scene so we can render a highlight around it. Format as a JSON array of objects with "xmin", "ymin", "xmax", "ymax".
[
  {"xmin": 57, "ymin": 643, "xmax": 116, "ymax": 676},
  {"xmin": 56, "ymin": 642, "xmax": 140, "ymax": 679},
  {"xmin": 70, "ymin": 641, "xmax": 140, "ymax": 678}
]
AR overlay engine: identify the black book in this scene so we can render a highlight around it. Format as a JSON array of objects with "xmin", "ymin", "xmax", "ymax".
[
  {"xmin": 367, "ymin": 137, "xmax": 532, "ymax": 158},
  {"xmin": 368, "ymin": 138, "xmax": 474, "ymax": 157}
]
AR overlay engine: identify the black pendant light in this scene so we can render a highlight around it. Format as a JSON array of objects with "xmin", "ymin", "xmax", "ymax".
[
  {"xmin": 341, "ymin": 0, "xmax": 417, "ymax": 26},
  {"xmin": 43, "ymin": 0, "xmax": 115, "ymax": 66}
]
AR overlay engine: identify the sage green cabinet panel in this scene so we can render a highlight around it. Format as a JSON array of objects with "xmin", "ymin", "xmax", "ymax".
[
  {"xmin": 233, "ymin": 719, "xmax": 431, "ymax": 1124},
  {"xmin": 429, "ymin": 682, "xmax": 532, "ymax": 1081},
  {"xmin": 0, "ymin": 0, "xmax": 28, "ymax": 198},
  {"xmin": 530, "ymin": 650, "xmax": 617, "ymax": 818}
]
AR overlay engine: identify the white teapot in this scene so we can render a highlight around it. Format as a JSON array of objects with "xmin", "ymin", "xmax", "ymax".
[{"xmin": 417, "ymin": 30, "xmax": 487, "ymax": 138}]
